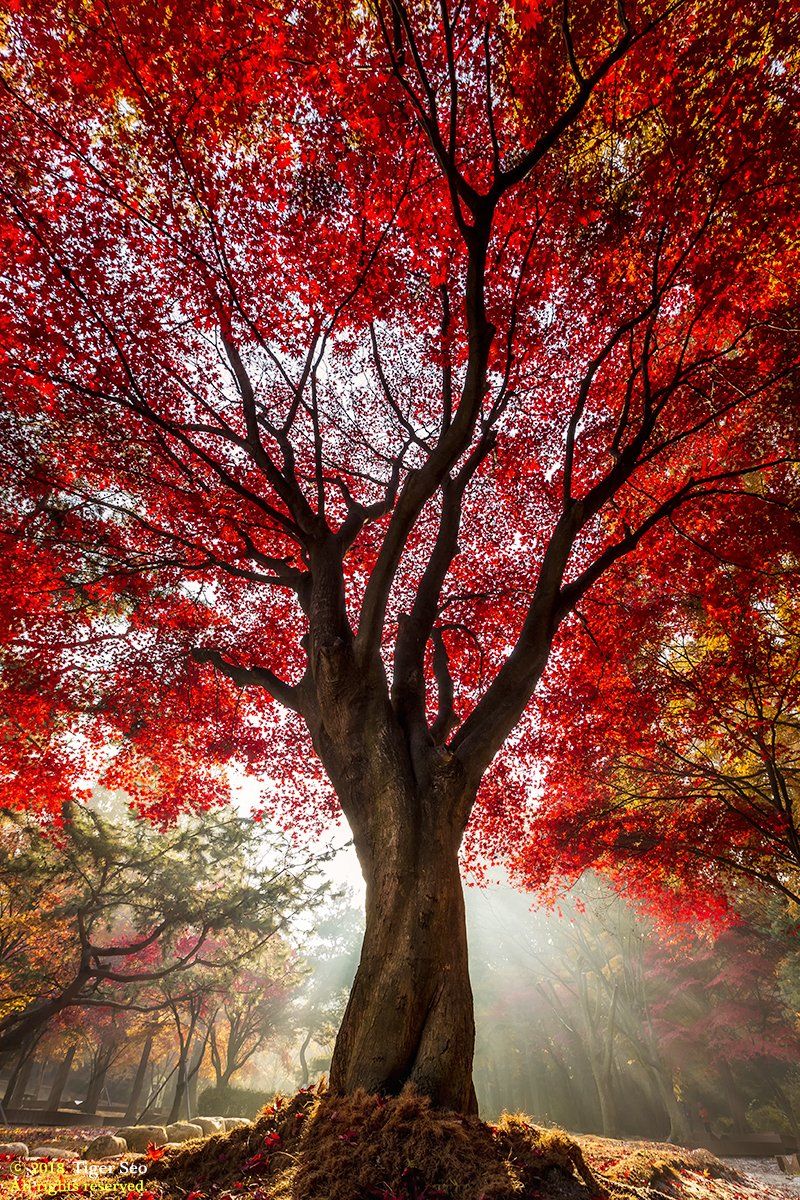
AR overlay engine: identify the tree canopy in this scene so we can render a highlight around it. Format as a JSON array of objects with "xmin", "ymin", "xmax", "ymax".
[{"xmin": 1, "ymin": 0, "xmax": 796, "ymax": 823}]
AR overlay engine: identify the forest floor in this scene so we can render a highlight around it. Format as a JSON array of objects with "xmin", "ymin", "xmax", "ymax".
[{"xmin": 2, "ymin": 1095, "xmax": 799, "ymax": 1200}]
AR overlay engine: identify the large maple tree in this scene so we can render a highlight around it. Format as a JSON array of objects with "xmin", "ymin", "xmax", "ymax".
[{"xmin": 1, "ymin": 0, "xmax": 797, "ymax": 1112}]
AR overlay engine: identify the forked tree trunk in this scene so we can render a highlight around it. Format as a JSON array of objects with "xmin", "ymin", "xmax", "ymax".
[
  {"xmin": 329, "ymin": 790, "xmax": 476, "ymax": 1114},
  {"xmin": 307, "ymin": 588, "xmax": 484, "ymax": 1114}
]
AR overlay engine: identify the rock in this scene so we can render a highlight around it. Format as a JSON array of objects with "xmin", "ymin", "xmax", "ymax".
[
  {"xmin": 116, "ymin": 1126, "xmax": 168, "ymax": 1152},
  {"xmin": 30, "ymin": 1147, "xmax": 79, "ymax": 1160},
  {"xmin": 222, "ymin": 1117, "xmax": 252, "ymax": 1131},
  {"xmin": 0, "ymin": 1143, "xmax": 28, "ymax": 1158},
  {"xmin": 85, "ymin": 1135, "xmax": 128, "ymax": 1160},
  {"xmin": 778, "ymin": 1153, "xmax": 800, "ymax": 1175},
  {"xmin": 193, "ymin": 1117, "xmax": 225, "ymax": 1136},
  {"xmin": 165, "ymin": 1122, "xmax": 203, "ymax": 1144}
]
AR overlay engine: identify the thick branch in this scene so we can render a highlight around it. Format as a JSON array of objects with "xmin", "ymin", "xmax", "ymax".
[{"xmin": 191, "ymin": 646, "xmax": 304, "ymax": 712}]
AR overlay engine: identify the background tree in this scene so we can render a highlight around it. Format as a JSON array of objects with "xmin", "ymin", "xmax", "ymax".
[
  {"xmin": 468, "ymin": 878, "xmax": 800, "ymax": 1139},
  {"xmin": 291, "ymin": 900, "xmax": 361, "ymax": 1088},
  {"xmin": 1, "ymin": 0, "xmax": 798, "ymax": 1112},
  {"xmin": 207, "ymin": 943, "xmax": 299, "ymax": 1091},
  {"xmin": 646, "ymin": 919, "xmax": 800, "ymax": 1141},
  {"xmin": 517, "ymin": 569, "xmax": 800, "ymax": 920},
  {"xmin": 0, "ymin": 798, "xmax": 322, "ymax": 1051}
]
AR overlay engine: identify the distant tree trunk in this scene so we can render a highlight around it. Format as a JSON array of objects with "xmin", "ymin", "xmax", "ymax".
[
  {"xmin": 650, "ymin": 1068, "xmax": 690, "ymax": 1144},
  {"xmin": 168, "ymin": 1036, "xmax": 206, "ymax": 1122},
  {"xmin": 46, "ymin": 1045, "xmax": 76, "ymax": 1111},
  {"xmin": 583, "ymin": 1018, "xmax": 621, "ymax": 1136},
  {"xmin": 760, "ymin": 1063, "xmax": 800, "ymax": 1144},
  {"xmin": 188, "ymin": 1049, "xmax": 204, "ymax": 1114},
  {"xmin": 629, "ymin": 1066, "xmax": 669, "ymax": 1137},
  {"xmin": 558, "ymin": 1024, "xmax": 602, "ymax": 1132},
  {"xmin": 218, "ymin": 1066, "xmax": 235, "ymax": 1088},
  {"xmin": 84, "ymin": 1058, "xmax": 110, "ymax": 1116},
  {"xmin": 718, "ymin": 1060, "xmax": 750, "ymax": 1138},
  {"xmin": 545, "ymin": 1043, "xmax": 589, "ymax": 1131},
  {"xmin": 137, "ymin": 1058, "xmax": 173, "ymax": 1122},
  {"xmin": 4, "ymin": 1044, "xmax": 36, "ymax": 1108},
  {"xmin": 328, "ymin": 774, "xmax": 476, "ymax": 1115},
  {"xmin": 124, "ymin": 1037, "xmax": 153, "ymax": 1122},
  {"xmin": 588, "ymin": 1057, "xmax": 620, "ymax": 1138},
  {"xmin": 168, "ymin": 1051, "xmax": 189, "ymax": 1124},
  {"xmin": 299, "ymin": 1030, "xmax": 312, "ymax": 1089}
]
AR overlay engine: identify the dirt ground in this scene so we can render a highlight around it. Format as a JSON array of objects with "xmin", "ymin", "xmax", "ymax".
[{"xmin": 722, "ymin": 1156, "xmax": 800, "ymax": 1196}]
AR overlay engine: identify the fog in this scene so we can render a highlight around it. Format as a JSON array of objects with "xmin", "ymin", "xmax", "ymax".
[{"xmin": 3, "ymin": 809, "xmax": 797, "ymax": 1154}]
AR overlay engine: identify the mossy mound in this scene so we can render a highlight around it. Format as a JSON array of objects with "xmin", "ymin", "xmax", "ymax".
[{"xmin": 145, "ymin": 1086, "xmax": 740, "ymax": 1199}]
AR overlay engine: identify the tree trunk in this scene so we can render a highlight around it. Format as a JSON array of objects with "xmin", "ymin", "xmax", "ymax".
[
  {"xmin": 329, "ymin": 807, "xmax": 476, "ymax": 1114},
  {"xmin": 84, "ymin": 1057, "xmax": 110, "ymax": 1116},
  {"xmin": 718, "ymin": 1060, "xmax": 750, "ymax": 1138},
  {"xmin": 124, "ymin": 1036, "xmax": 153, "ymax": 1122},
  {"xmin": 760, "ymin": 1062, "xmax": 800, "ymax": 1144},
  {"xmin": 0, "ymin": 973, "xmax": 89, "ymax": 1054},
  {"xmin": 187, "ymin": 1043, "xmax": 207, "ymax": 1117},
  {"xmin": 299, "ymin": 1030, "xmax": 312, "ymax": 1089},
  {"xmin": 46, "ymin": 1045, "xmax": 76, "ymax": 1111},
  {"xmin": 4, "ymin": 1047, "xmax": 35, "ymax": 1109},
  {"xmin": 651, "ymin": 1068, "xmax": 690, "ymax": 1144},
  {"xmin": 168, "ymin": 1054, "xmax": 188, "ymax": 1124},
  {"xmin": 589, "ymin": 1056, "xmax": 620, "ymax": 1138}
]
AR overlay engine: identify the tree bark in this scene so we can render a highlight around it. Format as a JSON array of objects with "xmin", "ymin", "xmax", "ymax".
[
  {"xmin": 760, "ymin": 1062, "xmax": 800, "ymax": 1144},
  {"xmin": 651, "ymin": 1068, "xmax": 690, "ymax": 1144},
  {"xmin": 588, "ymin": 1054, "xmax": 620, "ymax": 1137},
  {"xmin": 0, "ymin": 972, "xmax": 90, "ymax": 1054},
  {"xmin": 718, "ymin": 1060, "xmax": 750, "ymax": 1138},
  {"xmin": 329, "ymin": 797, "xmax": 476, "ymax": 1114},
  {"xmin": 168, "ymin": 1053, "xmax": 189, "ymax": 1124}
]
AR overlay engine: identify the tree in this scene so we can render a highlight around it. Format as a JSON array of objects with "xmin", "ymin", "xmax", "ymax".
[
  {"xmin": 207, "ymin": 941, "xmax": 299, "ymax": 1089},
  {"xmin": 516, "ymin": 571, "xmax": 800, "ymax": 921},
  {"xmin": 1, "ymin": 0, "xmax": 797, "ymax": 1112},
  {"xmin": 291, "ymin": 900, "xmax": 361, "ymax": 1087},
  {"xmin": 0, "ymin": 798, "xmax": 319, "ymax": 1051},
  {"xmin": 648, "ymin": 926, "xmax": 800, "ymax": 1136}
]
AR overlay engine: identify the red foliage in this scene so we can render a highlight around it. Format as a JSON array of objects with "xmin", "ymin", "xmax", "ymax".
[
  {"xmin": 645, "ymin": 923, "xmax": 800, "ymax": 1067},
  {"xmin": 0, "ymin": 0, "xmax": 796, "ymax": 879},
  {"xmin": 512, "ymin": 548, "xmax": 800, "ymax": 921}
]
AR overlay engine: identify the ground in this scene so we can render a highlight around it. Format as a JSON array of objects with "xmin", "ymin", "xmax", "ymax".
[{"xmin": 2, "ymin": 1093, "xmax": 799, "ymax": 1200}]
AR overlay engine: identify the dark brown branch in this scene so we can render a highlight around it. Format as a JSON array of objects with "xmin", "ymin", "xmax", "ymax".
[
  {"xmin": 191, "ymin": 647, "xmax": 304, "ymax": 713},
  {"xmin": 392, "ymin": 433, "xmax": 496, "ymax": 730},
  {"xmin": 430, "ymin": 627, "xmax": 457, "ymax": 743}
]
